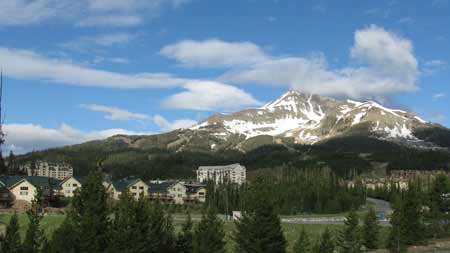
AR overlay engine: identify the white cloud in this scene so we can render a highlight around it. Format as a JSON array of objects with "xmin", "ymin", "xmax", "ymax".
[
  {"xmin": 216, "ymin": 25, "xmax": 419, "ymax": 99},
  {"xmin": 76, "ymin": 15, "xmax": 142, "ymax": 27},
  {"xmin": 0, "ymin": 46, "xmax": 260, "ymax": 112},
  {"xmin": 80, "ymin": 104, "xmax": 197, "ymax": 132},
  {"xmin": 422, "ymin": 60, "xmax": 448, "ymax": 76},
  {"xmin": 3, "ymin": 123, "xmax": 152, "ymax": 153},
  {"xmin": 162, "ymin": 81, "xmax": 262, "ymax": 111},
  {"xmin": 397, "ymin": 17, "xmax": 414, "ymax": 25},
  {"xmin": 80, "ymin": 104, "xmax": 151, "ymax": 121},
  {"xmin": 62, "ymin": 33, "xmax": 137, "ymax": 52},
  {"xmin": 432, "ymin": 93, "xmax": 446, "ymax": 100},
  {"xmin": 160, "ymin": 39, "xmax": 270, "ymax": 68},
  {"xmin": 0, "ymin": 47, "xmax": 186, "ymax": 89},
  {"xmin": 153, "ymin": 115, "xmax": 197, "ymax": 132},
  {"xmin": 0, "ymin": 0, "xmax": 190, "ymax": 27}
]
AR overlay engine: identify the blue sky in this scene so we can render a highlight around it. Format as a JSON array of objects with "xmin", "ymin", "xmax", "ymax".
[{"xmin": 0, "ymin": 0, "xmax": 449, "ymax": 153}]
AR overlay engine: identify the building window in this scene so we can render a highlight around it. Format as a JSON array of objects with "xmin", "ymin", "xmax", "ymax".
[
  {"xmin": 20, "ymin": 186, "xmax": 28, "ymax": 190},
  {"xmin": 132, "ymin": 186, "xmax": 137, "ymax": 189},
  {"xmin": 73, "ymin": 184, "xmax": 78, "ymax": 187},
  {"xmin": 139, "ymin": 186, "xmax": 144, "ymax": 190},
  {"xmin": 20, "ymin": 191, "xmax": 28, "ymax": 195}
]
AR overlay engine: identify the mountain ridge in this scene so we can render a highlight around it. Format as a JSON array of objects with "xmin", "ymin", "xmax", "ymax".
[{"xmin": 188, "ymin": 90, "xmax": 435, "ymax": 150}]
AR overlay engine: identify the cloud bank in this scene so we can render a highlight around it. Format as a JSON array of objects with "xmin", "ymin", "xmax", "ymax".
[
  {"xmin": 162, "ymin": 25, "xmax": 419, "ymax": 99},
  {"xmin": 0, "ymin": 0, "xmax": 190, "ymax": 27}
]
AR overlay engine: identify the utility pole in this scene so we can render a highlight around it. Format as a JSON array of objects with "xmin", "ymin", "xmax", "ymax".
[{"xmin": 0, "ymin": 69, "xmax": 4, "ymax": 151}]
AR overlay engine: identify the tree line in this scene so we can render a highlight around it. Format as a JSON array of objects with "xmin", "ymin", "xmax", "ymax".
[
  {"xmin": 206, "ymin": 166, "xmax": 366, "ymax": 215},
  {"xmin": 1, "ymin": 171, "xmax": 449, "ymax": 252}
]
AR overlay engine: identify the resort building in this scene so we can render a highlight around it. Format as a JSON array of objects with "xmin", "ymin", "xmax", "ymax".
[
  {"xmin": 148, "ymin": 180, "xmax": 206, "ymax": 204},
  {"xmin": 24, "ymin": 161, "xmax": 73, "ymax": 180},
  {"xmin": 0, "ymin": 176, "xmax": 61, "ymax": 205},
  {"xmin": 105, "ymin": 178, "xmax": 149, "ymax": 200},
  {"xmin": 197, "ymin": 163, "xmax": 246, "ymax": 185},
  {"xmin": 59, "ymin": 176, "xmax": 82, "ymax": 198}
]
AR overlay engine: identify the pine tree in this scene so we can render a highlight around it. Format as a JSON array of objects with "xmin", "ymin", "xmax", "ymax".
[
  {"xmin": 108, "ymin": 191, "xmax": 138, "ymax": 253},
  {"xmin": 293, "ymin": 228, "xmax": 311, "ymax": 253},
  {"xmin": 23, "ymin": 187, "xmax": 44, "ymax": 253},
  {"xmin": 0, "ymin": 152, "xmax": 7, "ymax": 175},
  {"xmin": 428, "ymin": 175, "xmax": 450, "ymax": 238},
  {"xmin": 147, "ymin": 201, "xmax": 176, "ymax": 253},
  {"xmin": 193, "ymin": 208, "xmax": 225, "ymax": 253},
  {"xmin": 2, "ymin": 212, "xmax": 21, "ymax": 253},
  {"xmin": 316, "ymin": 227, "xmax": 335, "ymax": 253},
  {"xmin": 339, "ymin": 209, "xmax": 362, "ymax": 253},
  {"xmin": 7, "ymin": 151, "xmax": 16, "ymax": 175},
  {"xmin": 401, "ymin": 183, "xmax": 426, "ymax": 245},
  {"xmin": 50, "ymin": 212, "xmax": 80, "ymax": 253},
  {"xmin": 234, "ymin": 201, "xmax": 286, "ymax": 253},
  {"xmin": 131, "ymin": 195, "xmax": 151, "ymax": 252},
  {"xmin": 234, "ymin": 176, "xmax": 286, "ymax": 253},
  {"xmin": 362, "ymin": 207, "xmax": 380, "ymax": 250},
  {"xmin": 176, "ymin": 212, "xmax": 194, "ymax": 253},
  {"xmin": 386, "ymin": 198, "xmax": 407, "ymax": 253},
  {"xmin": 77, "ymin": 170, "xmax": 110, "ymax": 253}
]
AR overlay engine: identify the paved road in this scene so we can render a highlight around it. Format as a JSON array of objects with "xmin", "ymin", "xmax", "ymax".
[
  {"xmin": 281, "ymin": 198, "xmax": 392, "ymax": 226},
  {"xmin": 367, "ymin": 197, "xmax": 392, "ymax": 214},
  {"xmin": 173, "ymin": 198, "xmax": 394, "ymax": 226}
]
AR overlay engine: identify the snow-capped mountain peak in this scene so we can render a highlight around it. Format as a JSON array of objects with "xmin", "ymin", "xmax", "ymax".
[{"xmin": 191, "ymin": 90, "xmax": 430, "ymax": 145}]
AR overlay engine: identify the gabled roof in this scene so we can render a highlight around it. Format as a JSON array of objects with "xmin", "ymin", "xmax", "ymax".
[
  {"xmin": 148, "ymin": 181, "xmax": 178, "ymax": 194},
  {"xmin": 0, "ymin": 176, "xmax": 62, "ymax": 190},
  {"xmin": 59, "ymin": 176, "xmax": 83, "ymax": 186},
  {"xmin": 198, "ymin": 163, "xmax": 244, "ymax": 171},
  {"xmin": 185, "ymin": 184, "xmax": 206, "ymax": 193},
  {"xmin": 111, "ymin": 178, "xmax": 144, "ymax": 192}
]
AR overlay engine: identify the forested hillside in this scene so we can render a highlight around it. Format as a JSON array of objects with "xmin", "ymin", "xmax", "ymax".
[{"xmin": 15, "ymin": 134, "xmax": 450, "ymax": 180}]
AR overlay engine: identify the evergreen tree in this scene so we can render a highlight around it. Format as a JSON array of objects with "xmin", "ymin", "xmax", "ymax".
[
  {"xmin": 427, "ymin": 175, "xmax": 450, "ymax": 238},
  {"xmin": 176, "ymin": 213, "xmax": 194, "ymax": 253},
  {"xmin": 339, "ymin": 209, "xmax": 362, "ymax": 253},
  {"xmin": 147, "ymin": 201, "xmax": 176, "ymax": 253},
  {"xmin": 131, "ymin": 195, "xmax": 151, "ymax": 252},
  {"xmin": 362, "ymin": 207, "xmax": 380, "ymax": 250},
  {"xmin": 23, "ymin": 187, "xmax": 44, "ymax": 253},
  {"xmin": 234, "ymin": 176, "xmax": 286, "ymax": 253},
  {"xmin": 316, "ymin": 227, "xmax": 335, "ymax": 253},
  {"xmin": 193, "ymin": 208, "xmax": 225, "ymax": 253},
  {"xmin": 76, "ymin": 170, "xmax": 110, "ymax": 253},
  {"xmin": 0, "ymin": 152, "xmax": 7, "ymax": 175},
  {"xmin": 108, "ymin": 191, "xmax": 138, "ymax": 253},
  {"xmin": 2, "ymin": 212, "xmax": 21, "ymax": 253},
  {"xmin": 293, "ymin": 228, "xmax": 311, "ymax": 253},
  {"xmin": 386, "ymin": 198, "xmax": 407, "ymax": 253},
  {"xmin": 401, "ymin": 183, "xmax": 426, "ymax": 245},
  {"xmin": 50, "ymin": 211, "xmax": 80, "ymax": 253},
  {"xmin": 6, "ymin": 151, "xmax": 16, "ymax": 175}
]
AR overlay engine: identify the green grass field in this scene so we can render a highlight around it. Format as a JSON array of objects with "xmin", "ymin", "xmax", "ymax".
[
  {"xmin": 0, "ymin": 212, "xmax": 390, "ymax": 252},
  {"xmin": 0, "ymin": 213, "xmax": 66, "ymax": 239}
]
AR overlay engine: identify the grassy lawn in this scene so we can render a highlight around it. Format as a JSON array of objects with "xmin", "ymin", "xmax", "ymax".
[
  {"xmin": 0, "ymin": 212, "xmax": 390, "ymax": 253},
  {"xmin": 0, "ymin": 213, "xmax": 66, "ymax": 239}
]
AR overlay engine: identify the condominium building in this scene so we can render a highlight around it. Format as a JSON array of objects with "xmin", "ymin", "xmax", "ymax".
[
  {"xmin": 197, "ymin": 163, "xmax": 246, "ymax": 185},
  {"xmin": 25, "ymin": 161, "xmax": 73, "ymax": 180}
]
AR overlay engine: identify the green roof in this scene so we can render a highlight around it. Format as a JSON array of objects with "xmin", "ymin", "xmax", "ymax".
[
  {"xmin": 111, "ymin": 178, "xmax": 142, "ymax": 192},
  {"xmin": 0, "ymin": 176, "xmax": 62, "ymax": 190},
  {"xmin": 148, "ymin": 181, "xmax": 177, "ymax": 194}
]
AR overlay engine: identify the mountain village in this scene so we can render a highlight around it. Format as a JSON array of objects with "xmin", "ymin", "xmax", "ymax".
[{"xmin": 0, "ymin": 161, "xmax": 249, "ymax": 210}]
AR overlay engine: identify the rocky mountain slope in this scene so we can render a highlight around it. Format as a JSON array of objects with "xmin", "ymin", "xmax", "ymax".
[{"xmin": 189, "ymin": 90, "xmax": 436, "ymax": 150}]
